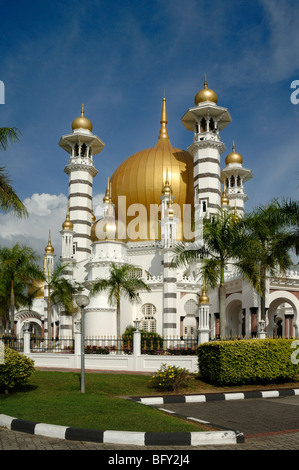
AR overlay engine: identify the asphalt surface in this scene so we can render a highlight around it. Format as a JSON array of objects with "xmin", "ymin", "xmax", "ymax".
[{"xmin": 1, "ymin": 394, "xmax": 299, "ymax": 452}]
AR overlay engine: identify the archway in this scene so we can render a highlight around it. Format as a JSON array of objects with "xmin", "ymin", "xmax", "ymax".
[
  {"xmin": 226, "ymin": 296, "xmax": 244, "ymax": 338},
  {"xmin": 15, "ymin": 310, "xmax": 43, "ymax": 337},
  {"xmin": 267, "ymin": 291, "xmax": 299, "ymax": 338}
]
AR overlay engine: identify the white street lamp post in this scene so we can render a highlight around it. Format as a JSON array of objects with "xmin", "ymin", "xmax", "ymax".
[{"xmin": 75, "ymin": 294, "xmax": 90, "ymax": 393}]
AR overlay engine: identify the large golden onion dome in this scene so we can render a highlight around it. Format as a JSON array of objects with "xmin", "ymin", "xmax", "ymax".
[
  {"xmin": 72, "ymin": 104, "xmax": 93, "ymax": 132},
  {"xmin": 194, "ymin": 75, "xmax": 218, "ymax": 106},
  {"xmin": 107, "ymin": 98, "xmax": 194, "ymax": 242},
  {"xmin": 28, "ymin": 279, "xmax": 44, "ymax": 299},
  {"xmin": 225, "ymin": 141, "xmax": 243, "ymax": 165}
]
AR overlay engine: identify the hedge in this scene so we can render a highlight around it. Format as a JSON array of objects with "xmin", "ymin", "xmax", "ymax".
[
  {"xmin": 0, "ymin": 347, "xmax": 35, "ymax": 392},
  {"xmin": 197, "ymin": 338, "xmax": 299, "ymax": 386}
]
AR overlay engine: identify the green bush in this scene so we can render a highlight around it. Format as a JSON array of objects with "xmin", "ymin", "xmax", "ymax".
[
  {"xmin": 148, "ymin": 363, "xmax": 190, "ymax": 392},
  {"xmin": 0, "ymin": 347, "xmax": 35, "ymax": 392},
  {"xmin": 197, "ymin": 338, "xmax": 299, "ymax": 386},
  {"xmin": 122, "ymin": 327, "xmax": 163, "ymax": 352}
]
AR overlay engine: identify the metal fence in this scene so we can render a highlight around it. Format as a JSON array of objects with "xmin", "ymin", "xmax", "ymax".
[
  {"xmin": 84, "ymin": 336, "xmax": 132, "ymax": 355},
  {"xmin": 30, "ymin": 337, "xmax": 74, "ymax": 353},
  {"xmin": 0, "ymin": 335, "xmax": 24, "ymax": 352},
  {"xmin": 141, "ymin": 336, "xmax": 198, "ymax": 355}
]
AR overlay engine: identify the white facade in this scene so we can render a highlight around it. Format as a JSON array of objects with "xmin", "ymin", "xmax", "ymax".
[{"xmin": 14, "ymin": 85, "xmax": 299, "ymax": 342}]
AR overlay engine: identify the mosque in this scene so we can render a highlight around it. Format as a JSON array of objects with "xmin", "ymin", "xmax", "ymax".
[{"xmin": 15, "ymin": 78, "xmax": 299, "ymax": 341}]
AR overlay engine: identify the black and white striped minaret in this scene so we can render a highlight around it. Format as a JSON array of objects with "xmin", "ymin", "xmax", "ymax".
[{"xmin": 59, "ymin": 105, "xmax": 105, "ymax": 276}]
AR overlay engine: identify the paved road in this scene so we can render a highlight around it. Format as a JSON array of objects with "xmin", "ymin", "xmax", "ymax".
[{"xmin": 1, "ymin": 395, "xmax": 299, "ymax": 451}]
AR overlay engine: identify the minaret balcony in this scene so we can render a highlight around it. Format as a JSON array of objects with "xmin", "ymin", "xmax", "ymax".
[{"xmin": 193, "ymin": 130, "xmax": 220, "ymax": 143}]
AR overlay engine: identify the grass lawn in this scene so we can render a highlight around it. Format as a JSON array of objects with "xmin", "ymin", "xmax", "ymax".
[
  {"xmin": 0, "ymin": 370, "xmax": 205, "ymax": 433},
  {"xmin": 1, "ymin": 370, "xmax": 299, "ymax": 434}
]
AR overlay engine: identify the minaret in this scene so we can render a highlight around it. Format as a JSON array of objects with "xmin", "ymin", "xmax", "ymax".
[
  {"xmin": 181, "ymin": 76, "xmax": 232, "ymax": 241},
  {"xmin": 44, "ymin": 230, "xmax": 55, "ymax": 277},
  {"xmin": 221, "ymin": 141, "xmax": 253, "ymax": 217},
  {"xmin": 59, "ymin": 105, "xmax": 105, "ymax": 277},
  {"xmin": 161, "ymin": 178, "xmax": 179, "ymax": 338}
]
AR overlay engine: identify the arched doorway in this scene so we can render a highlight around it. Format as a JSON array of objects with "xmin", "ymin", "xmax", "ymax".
[
  {"xmin": 267, "ymin": 292, "xmax": 299, "ymax": 338},
  {"xmin": 226, "ymin": 297, "xmax": 244, "ymax": 338},
  {"xmin": 15, "ymin": 310, "xmax": 43, "ymax": 337}
]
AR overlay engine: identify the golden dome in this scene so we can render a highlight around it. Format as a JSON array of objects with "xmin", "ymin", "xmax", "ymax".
[
  {"xmin": 28, "ymin": 279, "xmax": 44, "ymax": 299},
  {"xmin": 109, "ymin": 98, "xmax": 194, "ymax": 241},
  {"xmin": 195, "ymin": 75, "xmax": 218, "ymax": 106},
  {"xmin": 199, "ymin": 282, "xmax": 209, "ymax": 304},
  {"xmin": 45, "ymin": 231, "xmax": 54, "ymax": 254},
  {"xmin": 221, "ymin": 185, "xmax": 229, "ymax": 206},
  {"xmin": 72, "ymin": 104, "xmax": 93, "ymax": 132},
  {"xmin": 225, "ymin": 141, "xmax": 243, "ymax": 165},
  {"xmin": 62, "ymin": 203, "xmax": 73, "ymax": 231}
]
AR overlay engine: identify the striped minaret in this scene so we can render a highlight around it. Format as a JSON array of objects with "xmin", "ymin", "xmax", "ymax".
[
  {"xmin": 181, "ymin": 76, "xmax": 232, "ymax": 241},
  {"xmin": 161, "ymin": 179, "xmax": 178, "ymax": 337},
  {"xmin": 59, "ymin": 105, "xmax": 105, "ymax": 278}
]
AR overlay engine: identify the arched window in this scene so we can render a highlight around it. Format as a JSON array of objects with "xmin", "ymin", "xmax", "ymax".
[
  {"xmin": 184, "ymin": 299, "xmax": 197, "ymax": 315},
  {"xmin": 141, "ymin": 303, "xmax": 156, "ymax": 332}
]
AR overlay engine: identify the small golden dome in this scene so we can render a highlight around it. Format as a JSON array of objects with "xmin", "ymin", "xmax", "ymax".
[
  {"xmin": 72, "ymin": 104, "xmax": 93, "ymax": 132},
  {"xmin": 199, "ymin": 282, "xmax": 209, "ymax": 304},
  {"xmin": 221, "ymin": 185, "xmax": 229, "ymax": 206},
  {"xmin": 62, "ymin": 203, "xmax": 73, "ymax": 230},
  {"xmin": 225, "ymin": 141, "xmax": 243, "ymax": 165},
  {"xmin": 195, "ymin": 75, "xmax": 218, "ymax": 105},
  {"xmin": 45, "ymin": 231, "xmax": 54, "ymax": 254}
]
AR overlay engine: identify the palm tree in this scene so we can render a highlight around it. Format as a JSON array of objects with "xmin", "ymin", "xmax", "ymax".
[
  {"xmin": 242, "ymin": 199, "xmax": 299, "ymax": 325},
  {"xmin": 0, "ymin": 243, "xmax": 43, "ymax": 333},
  {"xmin": 90, "ymin": 263, "xmax": 151, "ymax": 337},
  {"xmin": 0, "ymin": 127, "xmax": 27, "ymax": 217},
  {"xmin": 44, "ymin": 260, "xmax": 77, "ymax": 339},
  {"xmin": 171, "ymin": 209, "xmax": 257, "ymax": 338}
]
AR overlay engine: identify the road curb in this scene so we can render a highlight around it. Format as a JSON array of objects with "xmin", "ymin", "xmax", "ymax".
[
  {"xmin": 0, "ymin": 413, "xmax": 242, "ymax": 446},
  {"xmin": 131, "ymin": 387, "xmax": 299, "ymax": 405}
]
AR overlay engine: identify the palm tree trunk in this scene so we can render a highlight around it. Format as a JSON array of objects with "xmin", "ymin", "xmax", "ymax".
[
  {"xmin": 116, "ymin": 301, "xmax": 121, "ymax": 338},
  {"xmin": 10, "ymin": 279, "xmax": 15, "ymax": 335},
  {"xmin": 47, "ymin": 285, "xmax": 52, "ymax": 340},
  {"xmin": 219, "ymin": 263, "xmax": 226, "ymax": 339}
]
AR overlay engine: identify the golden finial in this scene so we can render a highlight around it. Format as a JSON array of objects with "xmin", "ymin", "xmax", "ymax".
[
  {"xmin": 103, "ymin": 177, "xmax": 111, "ymax": 203},
  {"xmin": 221, "ymin": 183, "xmax": 229, "ymax": 206},
  {"xmin": 45, "ymin": 230, "xmax": 54, "ymax": 254},
  {"xmin": 199, "ymin": 279, "xmax": 209, "ymax": 304},
  {"xmin": 204, "ymin": 74, "xmax": 208, "ymax": 89},
  {"xmin": 81, "ymin": 103, "xmax": 84, "ymax": 116},
  {"xmin": 162, "ymin": 168, "xmax": 172, "ymax": 195},
  {"xmin": 232, "ymin": 201, "xmax": 239, "ymax": 222},
  {"xmin": 62, "ymin": 201, "xmax": 74, "ymax": 230},
  {"xmin": 158, "ymin": 97, "xmax": 170, "ymax": 142}
]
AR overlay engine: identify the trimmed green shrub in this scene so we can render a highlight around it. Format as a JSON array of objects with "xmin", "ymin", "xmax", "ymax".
[
  {"xmin": 122, "ymin": 328, "xmax": 163, "ymax": 352},
  {"xmin": 197, "ymin": 338, "xmax": 299, "ymax": 386},
  {"xmin": 0, "ymin": 347, "xmax": 35, "ymax": 392},
  {"xmin": 148, "ymin": 363, "xmax": 190, "ymax": 391}
]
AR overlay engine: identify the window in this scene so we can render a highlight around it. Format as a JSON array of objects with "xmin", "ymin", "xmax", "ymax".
[
  {"xmin": 141, "ymin": 303, "xmax": 156, "ymax": 332},
  {"xmin": 184, "ymin": 299, "xmax": 197, "ymax": 315}
]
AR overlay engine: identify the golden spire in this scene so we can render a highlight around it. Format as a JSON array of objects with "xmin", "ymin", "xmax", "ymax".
[
  {"xmin": 103, "ymin": 177, "xmax": 111, "ymax": 203},
  {"xmin": 232, "ymin": 201, "xmax": 239, "ymax": 223},
  {"xmin": 62, "ymin": 202, "xmax": 74, "ymax": 230},
  {"xmin": 162, "ymin": 168, "xmax": 172, "ymax": 195},
  {"xmin": 158, "ymin": 97, "xmax": 170, "ymax": 142},
  {"xmin": 221, "ymin": 183, "xmax": 229, "ymax": 206},
  {"xmin": 199, "ymin": 279, "xmax": 209, "ymax": 304},
  {"xmin": 45, "ymin": 230, "xmax": 54, "ymax": 254}
]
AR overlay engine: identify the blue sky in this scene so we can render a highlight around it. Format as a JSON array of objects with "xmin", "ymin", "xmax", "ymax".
[{"xmin": 0, "ymin": 0, "xmax": 299, "ymax": 255}]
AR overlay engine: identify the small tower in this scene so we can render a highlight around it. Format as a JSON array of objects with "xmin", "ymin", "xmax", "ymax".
[
  {"xmin": 59, "ymin": 105, "xmax": 105, "ymax": 277},
  {"xmin": 221, "ymin": 141, "xmax": 253, "ymax": 217},
  {"xmin": 60, "ymin": 202, "xmax": 74, "ymax": 260},
  {"xmin": 197, "ymin": 281, "xmax": 210, "ymax": 344},
  {"xmin": 181, "ymin": 76, "xmax": 232, "ymax": 241},
  {"xmin": 44, "ymin": 230, "xmax": 55, "ymax": 278}
]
